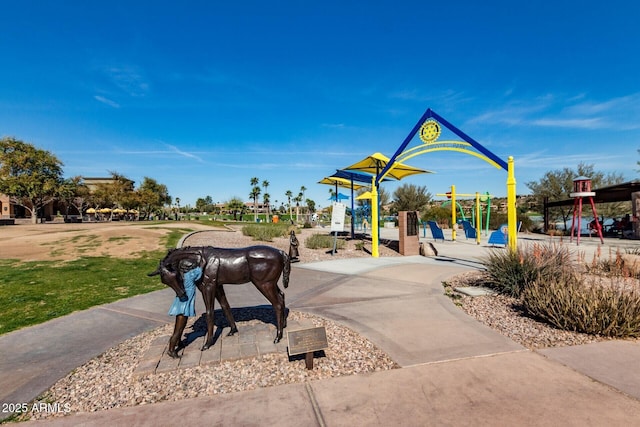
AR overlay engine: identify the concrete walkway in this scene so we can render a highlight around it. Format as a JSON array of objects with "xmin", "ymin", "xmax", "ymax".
[{"xmin": 2, "ymin": 231, "xmax": 640, "ymax": 425}]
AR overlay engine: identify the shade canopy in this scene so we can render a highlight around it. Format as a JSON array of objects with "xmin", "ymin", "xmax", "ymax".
[
  {"xmin": 330, "ymin": 169, "xmax": 387, "ymax": 184},
  {"xmin": 355, "ymin": 191, "xmax": 373, "ymax": 200},
  {"xmin": 344, "ymin": 152, "xmax": 432, "ymax": 180},
  {"xmin": 329, "ymin": 193, "xmax": 350, "ymax": 201},
  {"xmin": 318, "ymin": 176, "xmax": 366, "ymax": 190}
]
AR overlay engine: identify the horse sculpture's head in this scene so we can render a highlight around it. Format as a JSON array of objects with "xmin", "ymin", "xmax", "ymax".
[{"xmin": 147, "ymin": 248, "xmax": 201, "ymax": 301}]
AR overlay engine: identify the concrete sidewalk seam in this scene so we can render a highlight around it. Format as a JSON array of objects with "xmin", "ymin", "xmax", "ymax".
[
  {"xmin": 98, "ymin": 306, "xmax": 172, "ymax": 324},
  {"xmin": 402, "ymin": 349, "xmax": 530, "ymax": 369},
  {"xmin": 305, "ymin": 381, "xmax": 326, "ymax": 427},
  {"xmin": 291, "ymin": 292, "xmax": 436, "ymax": 311},
  {"xmin": 533, "ymin": 350, "xmax": 640, "ymax": 403}
]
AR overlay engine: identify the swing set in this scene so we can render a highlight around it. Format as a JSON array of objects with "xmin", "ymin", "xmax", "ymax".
[{"xmin": 435, "ymin": 186, "xmax": 493, "ymax": 245}]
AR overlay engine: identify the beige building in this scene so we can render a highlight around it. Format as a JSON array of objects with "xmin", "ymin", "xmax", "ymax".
[
  {"xmin": 0, "ymin": 176, "xmax": 125, "ymax": 222},
  {"xmin": 0, "ymin": 193, "xmax": 14, "ymax": 219}
]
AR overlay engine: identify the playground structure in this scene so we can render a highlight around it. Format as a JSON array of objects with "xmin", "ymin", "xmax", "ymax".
[
  {"xmin": 435, "ymin": 186, "xmax": 493, "ymax": 245},
  {"xmin": 369, "ymin": 108, "xmax": 518, "ymax": 255},
  {"xmin": 569, "ymin": 176, "xmax": 604, "ymax": 245},
  {"xmin": 323, "ymin": 108, "xmax": 518, "ymax": 256}
]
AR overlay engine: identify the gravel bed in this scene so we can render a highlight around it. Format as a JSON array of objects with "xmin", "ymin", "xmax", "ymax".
[
  {"xmin": 24, "ymin": 310, "xmax": 397, "ymax": 421},
  {"xmin": 445, "ymin": 270, "xmax": 638, "ymax": 350}
]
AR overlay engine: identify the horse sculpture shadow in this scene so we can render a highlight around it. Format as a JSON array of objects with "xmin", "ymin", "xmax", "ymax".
[{"xmin": 180, "ymin": 305, "xmax": 291, "ymax": 350}]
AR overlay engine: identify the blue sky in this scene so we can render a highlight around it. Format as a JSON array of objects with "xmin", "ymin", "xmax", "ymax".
[{"xmin": 1, "ymin": 1, "xmax": 639, "ymax": 209}]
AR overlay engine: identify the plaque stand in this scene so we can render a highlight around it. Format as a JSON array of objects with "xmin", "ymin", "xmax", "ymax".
[{"xmin": 287, "ymin": 326, "xmax": 328, "ymax": 370}]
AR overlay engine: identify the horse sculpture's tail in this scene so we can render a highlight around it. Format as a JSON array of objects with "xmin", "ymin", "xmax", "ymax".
[{"xmin": 281, "ymin": 250, "xmax": 291, "ymax": 288}]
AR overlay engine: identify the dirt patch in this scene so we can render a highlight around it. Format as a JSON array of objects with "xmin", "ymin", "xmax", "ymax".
[
  {"xmin": 0, "ymin": 222, "xmax": 403, "ymax": 263},
  {"xmin": 183, "ymin": 225, "xmax": 402, "ymax": 262},
  {"xmin": 0, "ymin": 222, "xmax": 218, "ymax": 262}
]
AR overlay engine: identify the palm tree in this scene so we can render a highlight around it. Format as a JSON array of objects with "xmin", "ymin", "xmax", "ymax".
[
  {"xmin": 262, "ymin": 180, "xmax": 270, "ymax": 222},
  {"xmin": 227, "ymin": 197, "xmax": 245, "ymax": 221},
  {"xmin": 250, "ymin": 177, "xmax": 260, "ymax": 222},
  {"xmin": 263, "ymin": 192, "xmax": 270, "ymax": 221},
  {"xmin": 285, "ymin": 190, "xmax": 293, "ymax": 219},
  {"xmin": 299, "ymin": 185, "xmax": 307, "ymax": 215},
  {"xmin": 294, "ymin": 192, "xmax": 303, "ymax": 223},
  {"xmin": 250, "ymin": 186, "xmax": 261, "ymax": 222}
]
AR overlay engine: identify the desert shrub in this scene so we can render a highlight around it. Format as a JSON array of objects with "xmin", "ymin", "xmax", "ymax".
[
  {"xmin": 583, "ymin": 247, "xmax": 640, "ymax": 280},
  {"xmin": 483, "ymin": 243, "xmax": 574, "ymax": 297},
  {"xmin": 485, "ymin": 212, "xmax": 533, "ymax": 232},
  {"xmin": 585, "ymin": 248, "xmax": 624, "ymax": 275},
  {"xmin": 305, "ymin": 233, "xmax": 345, "ymax": 250},
  {"xmin": 522, "ymin": 275, "xmax": 640, "ymax": 338},
  {"xmin": 421, "ymin": 206, "xmax": 451, "ymax": 226},
  {"xmin": 241, "ymin": 223, "xmax": 289, "ymax": 242}
]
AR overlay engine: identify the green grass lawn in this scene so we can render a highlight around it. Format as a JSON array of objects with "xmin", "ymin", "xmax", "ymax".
[{"xmin": 0, "ymin": 228, "xmax": 189, "ymax": 335}]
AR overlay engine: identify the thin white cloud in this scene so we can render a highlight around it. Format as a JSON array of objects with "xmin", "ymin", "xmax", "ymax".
[
  {"xmin": 516, "ymin": 152, "xmax": 626, "ymax": 170},
  {"xmin": 531, "ymin": 117, "xmax": 604, "ymax": 129},
  {"xmin": 471, "ymin": 92, "xmax": 640, "ymax": 131},
  {"xmin": 105, "ymin": 65, "xmax": 150, "ymax": 97},
  {"xmin": 321, "ymin": 123, "xmax": 346, "ymax": 129},
  {"xmin": 93, "ymin": 95, "xmax": 120, "ymax": 108},
  {"xmin": 467, "ymin": 101, "xmax": 552, "ymax": 126},
  {"xmin": 564, "ymin": 93, "xmax": 639, "ymax": 116},
  {"xmin": 164, "ymin": 144, "xmax": 204, "ymax": 163},
  {"xmin": 115, "ymin": 144, "xmax": 204, "ymax": 163}
]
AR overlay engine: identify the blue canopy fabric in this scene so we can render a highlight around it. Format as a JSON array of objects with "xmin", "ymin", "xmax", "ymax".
[{"xmin": 329, "ymin": 193, "xmax": 350, "ymax": 201}]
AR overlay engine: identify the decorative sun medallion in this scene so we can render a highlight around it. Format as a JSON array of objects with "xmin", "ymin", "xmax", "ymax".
[{"xmin": 419, "ymin": 120, "xmax": 441, "ymax": 143}]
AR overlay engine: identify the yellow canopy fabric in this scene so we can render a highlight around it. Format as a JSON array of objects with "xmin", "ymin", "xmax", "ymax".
[
  {"xmin": 318, "ymin": 177, "xmax": 366, "ymax": 190},
  {"xmin": 355, "ymin": 191, "xmax": 372, "ymax": 200},
  {"xmin": 344, "ymin": 152, "xmax": 432, "ymax": 180}
]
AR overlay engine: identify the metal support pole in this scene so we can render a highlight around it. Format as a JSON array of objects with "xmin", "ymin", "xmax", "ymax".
[
  {"xmin": 507, "ymin": 156, "xmax": 518, "ymax": 251},
  {"xmin": 450, "ymin": 185, "xmax": 457, "ymax": 241},
  {"xmin": 475, "ymin": 192, "xmax": 481, "ymax": 245},
  {"xmin": 371, "ymin": 176, "xmax": 379, "ymax": 257}
]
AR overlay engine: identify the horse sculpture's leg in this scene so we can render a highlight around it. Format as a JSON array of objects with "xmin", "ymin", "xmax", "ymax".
[
  {"xmin": 279, "ymin": 288, "xmax": 287, "ymax": 329},
  {"xmin": 168, "ymin": 314, "xmax": 188, "ymax": 358},
  {"xmin": 253, "ymin": 281, "xmax": 286, "ymax": 343},
  {"xmin": 201, "ymin": 283, "xmax": 217, "ymax": 351},
  {"xmin": 215, "ymin": 286, "xmax": 238, "ymax": 336}
]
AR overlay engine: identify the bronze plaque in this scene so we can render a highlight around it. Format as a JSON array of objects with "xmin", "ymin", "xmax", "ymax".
[{"xmin": 287, "ymin": 326, "xmax": 328, "ymax": 356}]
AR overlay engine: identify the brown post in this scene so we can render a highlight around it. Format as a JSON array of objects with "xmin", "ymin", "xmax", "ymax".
[{"xmin": 305, "ymin": 352, "xmax": 314, "ymax": 370}]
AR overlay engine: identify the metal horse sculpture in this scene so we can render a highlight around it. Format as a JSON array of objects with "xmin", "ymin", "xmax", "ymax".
[{"xmin": 148, "ymin": 245, "xmax": 290, "ymax": 358}]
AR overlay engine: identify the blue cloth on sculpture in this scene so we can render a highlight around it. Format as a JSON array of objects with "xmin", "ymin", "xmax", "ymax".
[{"xmin": 168, "ymin": 267, "xmax": 202, "ymax": 317}]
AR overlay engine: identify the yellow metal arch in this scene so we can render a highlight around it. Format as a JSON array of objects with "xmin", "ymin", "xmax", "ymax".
[{"xmin": 399, "ymin": 147, "xmax": 503, "ymax": 170}]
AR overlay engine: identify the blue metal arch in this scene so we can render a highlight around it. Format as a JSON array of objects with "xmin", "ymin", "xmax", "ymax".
[{"xmin": 376, "ymin": 108, "xmax": 508, "ymax": 186}]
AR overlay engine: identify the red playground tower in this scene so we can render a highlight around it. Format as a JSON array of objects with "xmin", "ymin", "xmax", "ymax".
[{"xmin": 570, "ymin": 176, "xmax": 603, "ymax": 245}]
